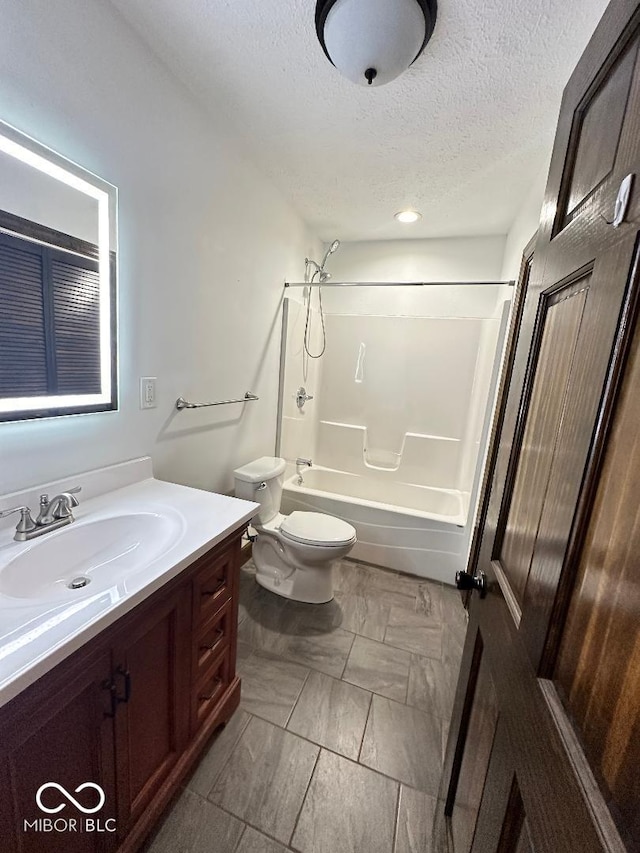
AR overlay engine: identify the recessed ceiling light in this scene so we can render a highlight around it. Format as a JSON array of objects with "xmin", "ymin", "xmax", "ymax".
[{"xmin": 395, "ymin": 210, "xmax": 422, "ymax": 223}]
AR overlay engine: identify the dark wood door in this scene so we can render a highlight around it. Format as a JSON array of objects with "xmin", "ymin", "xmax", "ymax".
[
  {"xmin": 437, "ymin": 2, "xmax": 640, "ymax": 851},
  {"xmin": 112, "ymin": 585, "xmax": 191, "ymax": 841},
  {"xmin": 0, "ymin": 651, "xmax": 117, "ymax": 853}
]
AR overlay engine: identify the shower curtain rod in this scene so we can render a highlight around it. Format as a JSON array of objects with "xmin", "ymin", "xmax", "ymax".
[{"xmin": 284, "ymin": 280, "xmax": 515, "ymax": 288}]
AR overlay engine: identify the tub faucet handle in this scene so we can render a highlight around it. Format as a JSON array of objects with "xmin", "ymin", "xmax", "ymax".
[{"xmin": 296, "ymin": 387, "xmax": 314, "ymax": 410}]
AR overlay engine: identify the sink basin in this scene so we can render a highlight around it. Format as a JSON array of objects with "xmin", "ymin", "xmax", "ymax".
[{"xmin": 0, "ymin": 512, "xmax": 184, "ymax": 601}]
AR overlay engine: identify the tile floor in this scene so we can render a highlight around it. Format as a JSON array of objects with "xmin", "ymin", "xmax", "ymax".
[{"xmin": 146, "ymin": 558, "xmax": 468, "ymax": 853}]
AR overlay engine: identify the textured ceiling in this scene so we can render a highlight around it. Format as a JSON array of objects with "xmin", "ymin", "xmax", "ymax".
[{"xmin": 110, "ymin": 0, "xmax": 609, "ymax": 241}]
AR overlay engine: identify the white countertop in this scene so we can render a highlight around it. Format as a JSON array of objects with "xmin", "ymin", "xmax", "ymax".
[{"xmin": 0, "ymin": 465, "xmax": 257, "ymax": 710}]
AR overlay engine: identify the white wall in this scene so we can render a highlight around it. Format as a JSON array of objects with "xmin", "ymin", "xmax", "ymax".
[
  {"xmin": 500, "ymin": 161, "xmax": 549, "ymax": 280},
  {"xmin": 324, "ymin": 235, "xmax": 507, "ymax": 283},
  {"xmin": 0, "ymin": 0, "xmax": 318, "ymax": 496}
]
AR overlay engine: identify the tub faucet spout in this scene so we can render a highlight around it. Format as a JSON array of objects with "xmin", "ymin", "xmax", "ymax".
[{"xmin": 295, "ymin": 457, "xmax": 312, "ymax": 485}]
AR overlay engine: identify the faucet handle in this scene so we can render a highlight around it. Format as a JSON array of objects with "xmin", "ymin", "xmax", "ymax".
[
  {"xmin": 52, "ymin": 486, "xmax": 81, "ymax": 512},
  {"xmin": 65, "ymin": 486, "xmax": 82, "ymax": 507},
  {"xmin": 0, "ymin": 505, "xmax": 37, "ymax": 534},
  {"xmin": 54, "ymin": 488, "xmax": 81, "ymax": 519},
  {"xmin": 295, "ymin": 387, "xmax": 314, "ymax": 410}
]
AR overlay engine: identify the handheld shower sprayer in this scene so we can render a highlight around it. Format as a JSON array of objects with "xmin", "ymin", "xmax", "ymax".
[
  {"xmin": 305, "ymin": 239, "xmax": 340, "ymax": 280},
  {"xmin": 320, "ymin": 239, "xmax": 341, "ymax": 270},
  {"xmin": 303, "ymin": 239, "xmax": 340, "ymax": 372}
]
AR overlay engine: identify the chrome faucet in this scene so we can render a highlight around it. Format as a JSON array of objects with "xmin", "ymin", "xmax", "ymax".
[
  {"xmin": 0, "ymin": 486, "xmax": 81, "ymax": 541},
  {"xmin": 295, "ymin": 457, "xmax": 312, "ymax": 485},
  {"xmin": 37, "ymin": 489, "xmax": 81, "ymax": 525}
]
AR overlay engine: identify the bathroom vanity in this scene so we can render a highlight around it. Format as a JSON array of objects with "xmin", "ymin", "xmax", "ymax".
[{"xmin": 0, "ymin": 458, "xmax": 257, "ymax": 852}]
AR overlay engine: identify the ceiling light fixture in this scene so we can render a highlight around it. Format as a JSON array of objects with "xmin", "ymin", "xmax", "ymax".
[
  {"xmin": 315, "ymin": 0, "xmax": 438, "ymax": 87},
  {"xmin": 395, "ymin": 210, "xmax": 422, "ymax": 223}
]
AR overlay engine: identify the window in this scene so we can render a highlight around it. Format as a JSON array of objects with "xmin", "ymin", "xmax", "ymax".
[{"xmin": 0, "ymin": 211, "xmax": 116, "ymax": 422}]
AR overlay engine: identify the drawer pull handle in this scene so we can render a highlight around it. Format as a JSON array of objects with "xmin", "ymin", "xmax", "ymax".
[
  {"xmin": 202, "ymin": 579, "xmax": 225, "ymax": 597},
  {"xmin": 200, "ymin": 629, "xmax": 224, "ymax": 650},
  {"xmin": 199, "ymin": 677, "xmax": 223, "ymax": 701},
  {"xmin": 102, "ymin": 678, "xmax": 117, "ymax": 718},
  {"xmin": 115, "ymin": 665, "xmax": 132, "ymax": 704}
]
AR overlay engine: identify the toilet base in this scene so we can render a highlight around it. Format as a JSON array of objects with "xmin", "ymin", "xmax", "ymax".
[
  {"xmin": 255, "ymin": 570, "xmax": 334, "ymax": 604},
  {"xmin": 252, "ymin": 537, "xmax": 336, "ymax": 603}
]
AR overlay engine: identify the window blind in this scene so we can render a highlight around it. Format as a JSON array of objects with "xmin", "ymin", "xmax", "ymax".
[{"xmin": 0, "ymin": 230, "xmax": 101, "ymax": 399}]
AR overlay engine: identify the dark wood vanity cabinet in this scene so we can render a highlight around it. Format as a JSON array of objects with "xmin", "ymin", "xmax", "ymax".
[
  {"xmin": 0, "ymin": 651, "xmax": 118, "ymax": 853},
  {"xmin": 0, "ymin": 529, "xmax": 243, "ymax": 853}
]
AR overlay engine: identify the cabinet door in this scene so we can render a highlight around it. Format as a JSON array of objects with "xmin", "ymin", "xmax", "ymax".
[
  {"xmin": 113, "ymin": 585, "xmax": 191, "ymax": 839},
  {"xmin": 0, "ymin": 651, "xmax": 117, "ymax": 853}
]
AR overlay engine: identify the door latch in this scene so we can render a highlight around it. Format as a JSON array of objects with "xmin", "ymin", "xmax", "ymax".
[{"xmin": 455, "ymin": 569, "xmax": 487, "ymax": 598}]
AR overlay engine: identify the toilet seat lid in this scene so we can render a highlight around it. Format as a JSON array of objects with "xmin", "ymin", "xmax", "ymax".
[{"xmin": 280, "ymin": 511, "xmax": 356, "ymax": 546}]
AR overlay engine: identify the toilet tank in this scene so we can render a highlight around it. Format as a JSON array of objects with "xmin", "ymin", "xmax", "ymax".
[{"xmin": 234, "ymin": 456, "xmax": 287, "ymax": 524}]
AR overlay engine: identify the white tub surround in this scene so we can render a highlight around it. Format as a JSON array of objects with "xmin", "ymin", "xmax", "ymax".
[
  {"xmin": 0, "ymin": 458, "xmax": 258, "ymax": 709},
  {"xmin": 279, "ymin": 284, "xmax": 510, "ymax": 583}
]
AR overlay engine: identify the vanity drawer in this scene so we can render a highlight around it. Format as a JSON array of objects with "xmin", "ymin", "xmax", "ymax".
[
  {"xmin": 193, "ymin": 545, "xmax": 234, "ymax": 624},
  {"xmin": 192, "ymin": 649, "xmax": 230, "ymax": 731},
  {"xmin": 195, "ymin": 598, "xmax": 232, "ymax": 677}
]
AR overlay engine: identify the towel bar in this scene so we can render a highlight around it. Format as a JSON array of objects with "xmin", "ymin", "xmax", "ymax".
[{"xmin": 175, "ymin": 392, "xmax": 259, "ymax": 411}]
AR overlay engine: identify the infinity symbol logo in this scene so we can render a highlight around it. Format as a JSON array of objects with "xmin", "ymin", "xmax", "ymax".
[{"xmin": 35, "ymin": 782, "xmax": 106, "ymax": 814}]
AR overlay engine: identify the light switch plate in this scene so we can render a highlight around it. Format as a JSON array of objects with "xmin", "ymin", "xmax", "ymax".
[{"xmin": 140, "ymin": 377, "xmax": 157, "ymax": 409}]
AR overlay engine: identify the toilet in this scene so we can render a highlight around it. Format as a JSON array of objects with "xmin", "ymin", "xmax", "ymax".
[{"xmin": 234, "ymin": 456, "xmax": 356, "ymax": 603}]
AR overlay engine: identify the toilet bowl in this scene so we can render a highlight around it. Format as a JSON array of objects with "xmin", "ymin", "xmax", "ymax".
[{"xmin": 234, "ymin": 457, "xmax": 356, "ymax": 603}]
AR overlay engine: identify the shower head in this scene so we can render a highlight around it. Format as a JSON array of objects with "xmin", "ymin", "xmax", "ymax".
[
  {"xmin": 321, "ymin": 239, "xmax": 340, "ymax": 270},
  {"xmin": 319, "ymin": 271, "xmax": 331, "ymax": 282}
]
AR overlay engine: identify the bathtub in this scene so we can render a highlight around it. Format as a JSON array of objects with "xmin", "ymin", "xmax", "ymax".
[{"xmin": 280, "ymin": 467, "xmax": 469, "ymax": 584}]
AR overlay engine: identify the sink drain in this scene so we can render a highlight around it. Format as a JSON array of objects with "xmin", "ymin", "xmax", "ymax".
[{"xmin": 68, "ymin": 576, "xmax": 91, "ymax": 590}]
